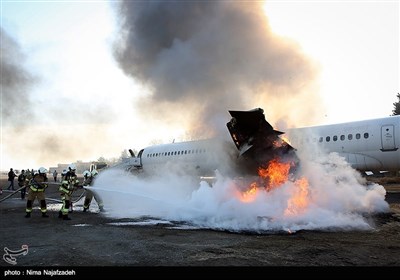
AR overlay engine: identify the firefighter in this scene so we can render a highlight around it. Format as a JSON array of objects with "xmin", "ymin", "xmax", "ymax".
[
  {"xmin": 17, "ymin": 169, "xmax": 26, "ymax": 199},
  {"xmin": 82, "ymin": 169, "xmax": 104, "ymax": 212},
  {"xmin": 25, "ymin": 167, "xmax": 49, "ymax": 218},
  {"xmin": 58, "ymin": 164, "xmax": 80, "ymax": 220}
]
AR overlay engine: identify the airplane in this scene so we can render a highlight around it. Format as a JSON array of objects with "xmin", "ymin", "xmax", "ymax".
[
  {"xmin": 117, "ymin": 108, "xmax": 400, "ymax": 179},
  {"xmin": 286, "ymin": 114, "xmax": 400, "ymax": 174}
]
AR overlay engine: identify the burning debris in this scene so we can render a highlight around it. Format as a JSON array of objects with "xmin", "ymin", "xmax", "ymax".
[{"xmin": 226, "ymin": 108, "xmax": 300, "ymax": 177}]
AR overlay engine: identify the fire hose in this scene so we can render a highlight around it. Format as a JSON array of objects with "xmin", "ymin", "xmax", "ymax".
[
  {"xmin": 0, "ymin": 186, "xmax": 27, "ymax": 203},
  {"xmin": 0, "ymin": 185, "xmax": 86, "ymax": 204},
  {"xmin": 45, "ymin": 187, "xmax": 86, "ymax": 204}
]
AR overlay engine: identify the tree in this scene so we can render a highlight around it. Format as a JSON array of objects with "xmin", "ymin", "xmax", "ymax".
[
  {"xmin": 119, "ymin": 149, "xmax": 129, "ymax": 162},
  {"xmin": 392, "ymin": 92, "xmax": 400, "ymax": 116},
  {"xmin": 97, "ymin": 156, "xmax": 107, "ymax": 163}
]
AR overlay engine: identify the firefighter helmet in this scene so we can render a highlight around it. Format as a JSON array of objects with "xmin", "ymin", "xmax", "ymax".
[
  {"xmin": 91, "ymin": 170, "xmax": 99, "ymax": 177},
  {"xmin": 68, "ymin": 163, "xmax": 76, "ymax": 172},
  {"xmin": 83, "ymin": 170, "xmax": 91, "ymax": 177},
  {"xmin": 38, "ymin": 167, "xmax": 48, "ymax": 174}
]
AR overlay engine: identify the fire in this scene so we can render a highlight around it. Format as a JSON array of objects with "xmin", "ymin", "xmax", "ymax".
[
  {"xmin": 236, "ymin": 157, "xmax": 311, "ymax": 217},
  {"xmin": 258, "ymin": 158, "xmax": 292, "ymax": 191},
  {"xmin": 284, "ymin": 177, "xmax": 310, "ymax": 216},
  {"xmin": 239, "ymin": 183, "xmax": 258, "ymax": 203}
]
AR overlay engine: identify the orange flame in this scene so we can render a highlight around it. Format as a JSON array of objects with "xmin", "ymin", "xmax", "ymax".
[
  {"xmin": 237, "ymin": 157, "xmax": 311, "ymax": 216},
  {"xmin": 239, "ymin": 183, "xmax": 258, "ymax": 203},
  {"xmin": 258, "ymin": 159, "xmax": 291, "ymax": 191},
  {"xmin": 284, "ymin": 177, "xmax": 310, "ymax": 216}
]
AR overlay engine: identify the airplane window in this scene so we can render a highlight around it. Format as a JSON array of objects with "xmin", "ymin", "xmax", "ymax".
[
  {"xmin": 340, "ymin": 135, "xmax": 345, "ymax": 141},
  {"xmin": 174, "ymin": 151, "xmax": 177, "ymax": 155},
  {"xmin": 364, "ymin": 133, "xmax": 369, "ymax": 139},
  {"xmin": 178, "ymin": 151, "xmax": 181, "ymax": 155},
  {"xmin": 319, "ymin": 137, "xmax": 323, "ymax": 143},
  {"xmin": 326, "ymin": 136, "xmax": 330, "ymax": 142},
  {"xmin": 356, "ymin": 133, "xmax": 361, "ymax": 139},
  {"xmin": 333, "ymin": 135, "xmax": 338, "ymax": 141},
  {"xmin": 348, "ymin": 134, "xmax": 353, "ymax": 140},
  {"xmin": 185, "ymin": 150, "xmax": 187, "ymax": 154}
]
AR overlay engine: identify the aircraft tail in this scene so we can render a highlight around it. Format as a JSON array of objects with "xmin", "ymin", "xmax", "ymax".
[{"xmin": 226, "ymin": 108, "xmax": 298, "ymax": 171}]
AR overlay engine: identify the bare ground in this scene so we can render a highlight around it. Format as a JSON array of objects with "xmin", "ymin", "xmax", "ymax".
[{"xmin": 1, "ymin": 177, "xmax": 400, "ymax": 273}]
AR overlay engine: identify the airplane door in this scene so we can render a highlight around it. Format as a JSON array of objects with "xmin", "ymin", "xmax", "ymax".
[{"xmin": 381, "ymin": 125, "xmax": 396, "ymax": 151}]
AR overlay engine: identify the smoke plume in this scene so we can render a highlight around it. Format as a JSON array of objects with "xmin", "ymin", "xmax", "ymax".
[
  {"xmin": 113, "ymin": 1, "xmax": 323, "ymax": 138},
  {"xmin": 1, "ymin": 27, "xmax": 36, "ymax": 127},
  {"xmin": 1, "ymin": 27, "xmax": 117, "ymax": 169}
]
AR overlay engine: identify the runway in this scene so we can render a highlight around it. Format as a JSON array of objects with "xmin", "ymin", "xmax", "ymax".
[{"xmin": 1, "ymin": 177, "xmax": 400, "ymax": 270}]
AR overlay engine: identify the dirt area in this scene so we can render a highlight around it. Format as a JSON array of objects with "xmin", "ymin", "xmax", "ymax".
[{"xmin": 1, "ymin": 176, "xmax": 400, "ymax": 273}]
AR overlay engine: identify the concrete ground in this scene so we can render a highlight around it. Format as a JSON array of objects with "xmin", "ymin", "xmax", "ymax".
[{"xmin": 1, "ymin": 176, "xmax": 400, "ymax": 275}]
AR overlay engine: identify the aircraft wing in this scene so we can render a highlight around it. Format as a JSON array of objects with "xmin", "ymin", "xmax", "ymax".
[{"xmin": 226, "ymin": 108, "xmax": 298, "ymax": 169}]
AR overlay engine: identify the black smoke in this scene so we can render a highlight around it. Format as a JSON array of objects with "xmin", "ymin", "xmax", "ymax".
[
  {"xmin": 112, "ymin": 1, "xmax": 321, "ymax": 137},
  {"xmin": 1, "ymin": 27, "xmax": 36, "ymax": 127}
]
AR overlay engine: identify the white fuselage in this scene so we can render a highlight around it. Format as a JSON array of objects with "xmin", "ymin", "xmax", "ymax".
[
  {"xmin": 286, "ymin": 115, "xmax": 400, "ymax": 172},
  {"xmin": 124, "ymin": 115, "xmax": 400, "ymax": 175},
  {"xmin": 126, "ymin": 138, "xmax": 239, "ymax": 177}
]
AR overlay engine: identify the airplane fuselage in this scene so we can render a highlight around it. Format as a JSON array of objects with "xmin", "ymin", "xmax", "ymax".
[
  {"xmin": 122, "ymin": 110, "xmax": 400, "ymax": 176},
  {"xmin": 287, "ymin": 115, "xmax": 400, "ymax": 172}
]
